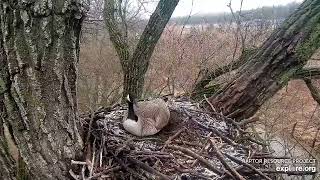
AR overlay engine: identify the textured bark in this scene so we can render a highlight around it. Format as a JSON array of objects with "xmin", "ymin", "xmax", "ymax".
[
  {"xmin": 293, "ymin": 67, "xmax": 320, "ymax": 79},
  {"xmin": 192, "ymin": 48, "xmax": 257, "ymax": 100},
  {"xmin": 104, "ymin": 0, "xmax": 179, "ymax": 100},
  {"xmin": 304, "ymin": 79, "xmax": 320, "ymax": 105},
  {"xmin": 0, "ymin": 9, "xmax": 17, "ymax": 179},
  {"xmin": 0, "ymin": 115, "xmax": 16, "ymax": 179},
  {"xmin": 209, "ymin": 0, "xmax": 320, "ymax": 120},
  {"xmin": 0, "ymin": 1, "xmax": 87, "ymax": 179}
]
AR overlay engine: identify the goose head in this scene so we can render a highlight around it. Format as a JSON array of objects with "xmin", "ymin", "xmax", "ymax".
[
  {"xmin": 126, "ymin": 93, "xmax": 138, "ymax": 121},
  {"xmin": 123, "ymin": 94, "xmax": 142, "ymax": 136}
]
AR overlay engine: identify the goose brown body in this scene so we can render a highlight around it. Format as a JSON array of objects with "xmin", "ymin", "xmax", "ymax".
[{"xmin": 123, "ymin": 95, "xmax": 170, "ymax": 136}]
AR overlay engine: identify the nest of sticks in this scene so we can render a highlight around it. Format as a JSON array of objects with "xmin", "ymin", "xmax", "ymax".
[{"xmin": 71, "ymin": 98, "xmax": 274, "ymax": 180}]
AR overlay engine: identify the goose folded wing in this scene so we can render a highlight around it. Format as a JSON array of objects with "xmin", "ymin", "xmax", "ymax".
[
  {"xmin": 140, "ymin": 117, "xmax": 159, "ymax": 136},
  {"xmin": 133, "ymin": 99, "xmax": 160, "ymax": 118}
]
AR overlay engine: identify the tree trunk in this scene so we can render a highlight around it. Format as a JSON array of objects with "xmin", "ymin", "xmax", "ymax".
[
  {"xmin": 209, "ymin": 0, "xmax": 320, "ymax": 120},
  {"xmin": 191, "ymin": 48, "xmax": 257, "ymax": 100},
  {"xmin": 0, "ymin": 1, "xmax": 86, "ymax": 179},
  {"xmin": 0, "ymin": 8, "xmax": 18, "ymax": 179},
  {"xmin": 104, "ymin": 0, "xmax": 179, "ymax": 101},
  {"xmin": 304, "ymin": 79, "xmax": 320, "ymax": 105},
  {"xmin": 0, "ymin": 113, "xmax": 16, "ymax": 179}
]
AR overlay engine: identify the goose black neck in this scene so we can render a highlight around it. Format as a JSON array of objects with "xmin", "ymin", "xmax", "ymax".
[{"xmin": 127, "ymin": 100, "xmax": 138, "ymax": 121}]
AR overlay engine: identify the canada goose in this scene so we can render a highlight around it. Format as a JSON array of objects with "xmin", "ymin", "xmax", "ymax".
[{"xmin": 123, "ymin": 94, "xmax": 170, "ymax": 136}]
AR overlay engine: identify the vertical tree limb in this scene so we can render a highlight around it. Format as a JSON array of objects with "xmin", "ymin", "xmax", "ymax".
[{"xmin": 104, "ymin": 0, "xmax": 179, "ymax": 100}]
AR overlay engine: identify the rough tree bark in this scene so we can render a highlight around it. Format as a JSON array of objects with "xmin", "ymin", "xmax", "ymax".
[
  {"xmin": 0, "ymin": 28, "xmax": 18, "ymax": 179},
  {"xmin": 0, "ymin": 1, "xmax": 87, "ymax": 179},
  {"xmin": 208, "ymin": 0, "xmax": 320, "ymax": 120},
  {"xmin": 191, "ymin": 48, "xmax": 257, "ymax": 100},
  {"xmin": 304, "ymin": 79, "xmax": 320, "ymax": 105},
  {"xmin": 104, "ymin": 0, "xmax": 179, "ymax": 101}
]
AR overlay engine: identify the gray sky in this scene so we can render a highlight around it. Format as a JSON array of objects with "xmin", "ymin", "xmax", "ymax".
[{"xmin": 171, "ymin": 0, "xmax": 303, "ymax": 17}]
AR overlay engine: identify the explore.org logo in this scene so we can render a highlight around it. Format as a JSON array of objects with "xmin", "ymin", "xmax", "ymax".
[{"xmin": 245, "ymin": 158, "xmax": 317, "ymax": 174}]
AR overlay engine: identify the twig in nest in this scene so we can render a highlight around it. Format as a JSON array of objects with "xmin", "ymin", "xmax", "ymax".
[
  {"xmin": 131, "ymin": 150, "xmax": 174, "ymax": 159},
  {"xmin": 237, "ymin": 117, "xmax": 260, "ymax": 127},
  {"xmin": 190, "ymin": 117, "xmax": 249, "ymax": 151},
  {"xmin": 129, "ymin": 154, "xmax": 173, "ymax": 159},
  {"xmin": 173, "ymin": 165, "xmax": 213, "ymax": 180},
  {"xmin": 115, "ymin": 137, "xmax": 134, "ymax": 156},
  {"xmin": 167, "ymin": 145, "xmax": 224, "ymax": 176},
  {"xmin": 204, "ymin": 94, "xmax": 217, "ymax": 112},
  {"xmin": 71, "ymin": 160, "xmax": 87, "ymax": 165},
  {"xmin": 69, "ymin": 169, "xmax": 79, "ymax": 180},
  {"xmin": 162, "ymin": 128, "xmax": 186, "ymax": 151},
  {"xmin": 85, "ymin": 110, "xmax": 96, "ymax": 146},
  {"xmin": 99, "ymin": 137, "xmax": 105, "ymax": 167},
  {"xmin": 88, "ymin": 166, "xmax": 121, "ymax": 179},
  {"xmin": 209, "ymin": 140, "xmax": 246, "ymax": 180},
  {"xmin": 154, "ymin": 128, "xmax": 186, "ymax": 167},
  {"xmin": 89, "ymin": 138, "xmax": 96, "ymax": 177},
  {"xmin": 131, "ymin": 150, "xmax": 170, "ymax": 156},
  {"xmin": 175, "ymin": 140, "xmax": 201, "ymax": 146},
  {"xmin": 204, "ymin": 95, "xmax": 246, "ymax": 134},
  {"xmin": 81, "ymin": 165, "xmax": 86, "ymax": 180},
  {"xmin": 191, "ymin": 132, "xmax": 212, "ymax": 167},
  {"xmin": 127, "ymin": 157, "xmax": 171, "ymax": 180},
  {"xmin": 113, "ymin": 155, "xmax": 148, "ymax": 180},
  {"xmin": 238, "ymin": 136, "xmax": 267, "ymax": 146},
  {"xmin": 223, "ymin": 153, "xmax": 272, "ymax": 180}
]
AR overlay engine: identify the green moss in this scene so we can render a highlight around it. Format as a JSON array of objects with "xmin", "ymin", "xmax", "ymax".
[
  {"xmin": 191, "ymin": 84, "xmax": 221, "ymax": 101},
  {"xmin": 278, "ymin": 66, "xmax": 302, "ymax": 85},
  {"xmin": 297, "ymin": 22, "xmax": 320, "ymax": 62},
  {"xmin": 241, "ymin": 47, "xmax": 258, "ymax": 60}
]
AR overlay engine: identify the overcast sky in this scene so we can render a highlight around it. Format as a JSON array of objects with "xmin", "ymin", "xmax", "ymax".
[{"xmin": 170, "ymin": 0, "xmax": 303, "ymax": 17}]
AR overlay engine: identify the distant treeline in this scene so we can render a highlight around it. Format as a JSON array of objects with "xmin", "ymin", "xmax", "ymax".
[{"xmin": 170, "ymin": 2, "xmax": 300, "ymax": 25}]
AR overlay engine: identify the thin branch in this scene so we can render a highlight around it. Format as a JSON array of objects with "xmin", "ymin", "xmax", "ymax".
[
  {"xmin": 209, "ymin": 140, "xmax": 246, "ymax": 180},
  {"xmin": 88, "ymin": 166, "xmax": 122, "ymax": 179},
  {"xmin": 162, "ymin": 128, "xmax": 186, "ymax": 150},
  {"xmin": 223, "ymin": 153, "xmax": 272, "ymax": 180},
  {"xmin": 127, "ymin": 157, "xmax": 171, "ymax": 180},
  {"xmin": 190, "ymin": 117, "xmax": 249, "ymax": 151},
  {"xmin": 191, "ymin": 132, "xmax": 212, "ymax": 167},
  {"xmin": 167, "ymin": 145, "xmax": 224, "ymax": 176}
]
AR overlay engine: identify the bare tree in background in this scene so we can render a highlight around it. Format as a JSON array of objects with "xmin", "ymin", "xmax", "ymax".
[
  {"xmin": 0, "ymin": 1, "xmax": 87, "ymax": 179},
  {"xmin": 206, "ymin": 0, "xmax": 320, "ymax": 120},
  {"xmin": 104, "ymin": 0, "xmax": 179, "ymax": 101}
]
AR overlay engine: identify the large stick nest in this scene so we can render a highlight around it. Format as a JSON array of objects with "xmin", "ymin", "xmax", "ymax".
[{"xmin": 73, "ymin": 98, "xmax": 270, "ymax": 180}]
